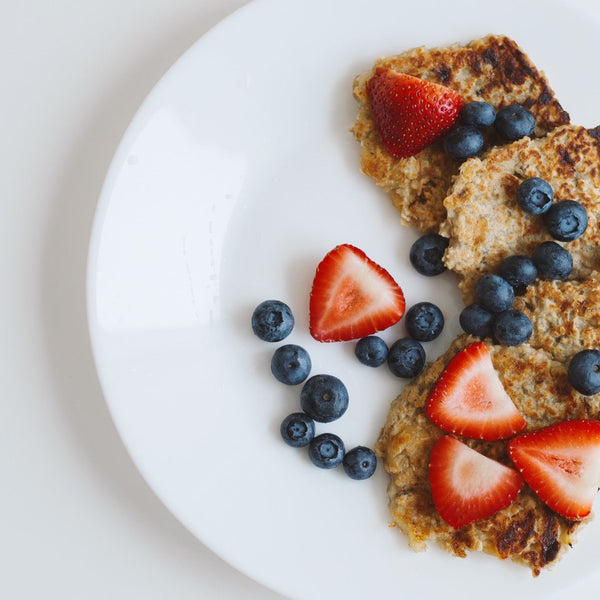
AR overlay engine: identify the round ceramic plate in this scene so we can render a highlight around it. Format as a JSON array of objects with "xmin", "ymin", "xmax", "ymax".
[{"xmin": 87, "ymin": 0, "xmax": 600, "ymax": 597}]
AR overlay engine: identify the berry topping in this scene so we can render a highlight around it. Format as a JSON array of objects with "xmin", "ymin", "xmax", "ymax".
[
  {"xmin": 498, "ymin": 255, "xmax": 538, "ymax": 293},
  {"xmin": 404, "ymin": 301, "xmax": 444, "ymax": 342},
  {"xmin": 543, "ymin": 199, "xmax": 588, "ymax": 242},
  {"xmin": 309, "ymin": 244, "xmax": 405, "ymax": 342},
  {"xmin": 429, "ymin": 436, "xmax": 524, "ymax": 529},
  {"xmin": 568, "ymin": 350, "xmax": 600, "ymax": 396},
  {"xmin": 494, "ymin": 104, "xmax": 535, "ymax": 140},
  {"xmin": 492, "ymin": 309, "xmax": 533, "ymax": 346},
  {"xmin": 300, "ymin": 374, "xmax": 349, "ymax": 423},
  {"xmin": 516, "ymin": 177, "xmax": 554, "ymax": 215},
  {"xmin": 271, "ymin": 344, "xmax": 312, "ymax": 385},
  {"xmin": 308, "ymin": 433, "xmax": 345, "ymax": 469},
  {"xmin": 459, "ymin": 303, "xmax": 494, "ymax": 338},
  {"xmin": 409, "ymin": 233, "xmax": 449, "ymax": 276},
  {"xmin": 251, "ymin": 300, "xmax": 294, "ymax": 342},
  {"xmin": 475, "ymin": 273, "xmax": 515, "ymax": 313},
  {"xmin": 354, "ymin": 335, "xmax": 388, "ymax": 367},
  {"xmin": 387, "ymin": 338, "xmax": 426, "ymax": 378},
  {"xmin": 367, "ymin": 68, "xmax": 463, "ymax": 159},
  {"xmin": 533, "ymin": 241, "xmax": 573, "ymax": 280},
  {"xmin": 459, "ymin": 101, "xmax": 496, "ymax": 128},
  {"xmin": 508, "ymin": 420, "xmax": 600, "ymax": 520},
  {"xmin": 280, "ymin": 413, "xmax": 315, "ymax": 448},
  {"xmin": 442, "ymin": 125, "xmax": 484, "ymax": 160},
  {"xmin": 342, "ymin": 446, "xmax": 378, "ymax": 480},
  {"xmin": 425, "ymin": 341, "xmax": 527, "ymax": 440}
]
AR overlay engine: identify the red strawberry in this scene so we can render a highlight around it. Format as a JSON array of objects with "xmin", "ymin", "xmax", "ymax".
[
  {"xmin": 425, "ymin": 341, "xmax": 527, "ymax": 440},
  {"xmin": 309, "ymin": 244, "xmax": 405, "ymax": 342},
  {"xmin": 367, "ymin": 68, "xmax": 463, "ymax": 159},
  {"xmin": 429, "ymin": 435, "xmax": 524, "ymax": 529},
  {"xmin": 508, "ymin": 419, "xmax": 600, "ymax": 520}
]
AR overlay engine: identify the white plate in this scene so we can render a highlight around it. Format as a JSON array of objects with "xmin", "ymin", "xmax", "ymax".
[{"xmin": 87, "ymin": 0, "xmax": 600, "ymax": 598}]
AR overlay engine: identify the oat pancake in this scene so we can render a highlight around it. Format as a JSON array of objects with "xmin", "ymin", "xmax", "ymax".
[
  {"xmin": 513, "ymin": 272, "xmax": 600, "ymax": 364},
  {"xmin": 375, "ymin": 334, "xmax": 600, "ymax": 575},
  {"xmin": 351, "ymin": 34, "xmax": 569, "ymax": 233},
  {"xmin": 440, "ymin": 124, "xmax": 600, "ymax": 301}
]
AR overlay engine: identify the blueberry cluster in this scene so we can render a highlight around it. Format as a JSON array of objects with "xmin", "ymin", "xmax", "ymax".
[
  {"xmin": 354, "ymin": 301, "xmax": 444, "ymax": 380},
  {"xmin": 252, "ymin": 299, "xmax": 377, "ymax": 480},
  {"xmin": 460, "ymin": 176, "xmax": 589, "ymax": 347},
  {"xmin": 442, "ymin": 101, "xmax": 535, "ymax": 161}
]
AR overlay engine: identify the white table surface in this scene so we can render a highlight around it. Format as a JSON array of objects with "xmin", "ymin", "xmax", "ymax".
[{"xmin": 3, "ymin": 1, "xmax": 600, "ymax": 599}]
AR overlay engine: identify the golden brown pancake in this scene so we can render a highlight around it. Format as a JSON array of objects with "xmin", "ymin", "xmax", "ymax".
[{"xmin": 351, "ymin": 34, "xmax": 569, "ymax": 233}]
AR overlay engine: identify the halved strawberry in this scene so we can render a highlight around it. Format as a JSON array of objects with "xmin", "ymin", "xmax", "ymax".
[
  {"xmin": 425, "ymin": 341, "xmax": 527, "ymax": 440},
  {"xmin": 367, "ymin": 68, "xmax": 463, "ymax": 159},
  {"xmin": 429, "ymin": 435, "xmax": 524, "ymax": 529},
  {"xmin": 508, "ymin": 419, "xmax": 600, "ymax": 520},
  {"xmin": 309, "ymin": 244, "xmax": 405, "ymax": 342}
]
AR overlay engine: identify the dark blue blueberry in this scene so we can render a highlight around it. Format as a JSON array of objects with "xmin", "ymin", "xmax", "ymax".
[
  {"xmin": 533, "ymin": 241, "xmax": 573, "ymax": 280},
  {"xmin": 442, "ymin": 125, "xmax": 484, "ymax": 160},
  {"xmin": 300, "ymin": 374, "xmax": 349, "ymax": 423},
  {"xmin": 568, "ymin": 350, "xmax": 600, "ymax": 396},
  {"xmin": 409, "ymin": 233, "xmax": 449, "ymax": 276},
  {"xmin": 494, "ymin": 104, "xmax": 535, "ymax": 140},
  {"xmin": 251, "ymin": 300, "xmax": 294, "ymax": 342},
  {"xmin": 459, "ymin": 303, "xmax": 494, "ymax": 337},
  {"xmin": 308, "ymin": 433, "xmax": 345, "ymax": 469},
  {"xmin": 387, "ymin": 338, "xmax": 426, "ymax": 378},
  {"xmin": 516, "ymin": 177, "xmax": 554, "ymax": 215},
  {"xmin": 460, "ymin": 101, "xmax": 496, "ymax": 128},
  {"xmin": 342, "ymin": 446, "xmax": 377, "ymax": 480},
  {"xmin": 355, "ymin": 336, "xmax": 388, "ymax": 367},
  {"xmin": 543, "ymin": 200, "xmax": 588, "ymax": 242},
  {"xmin": 405, "ymin": 302, "xmax": 444, "ymax": 341},
  {"xmin": 271, "ymin": 344, "xmax": 311, "ymax": 385},
  {"xmin": 498, "ymin": 255, "xmax": 538, "ymax": 293},
  {"xmin": 492, "ymin": 309, "xmax": 533, "ymax": 346},
  {"xmin": 475, "ymin": 274, "xmax": 515, "ymax": 313},
  {"xmin": 280, "ymin": 412, "xmax": 315, "ymax": 448}
]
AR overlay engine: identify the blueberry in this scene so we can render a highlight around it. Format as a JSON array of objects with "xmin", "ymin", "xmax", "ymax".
[
  {"xmin": 405, "ymin": 302, "xmax": 444, "ymax": 341},
  {"xmin": 459, "ymin": 303, "xmax": 494, "ymax": 337},
  {"xmin": 387, "ymin": 338, "xmax": 426, "ymax": 378},
  {"xmin": 460, "ymin": 101, "xmax": 496, "ymax": 128},
  {"xmin": 492, "ymin": 309, "xmax": 533, "ymax": 346},
  {"xmin": 355, "ymin": 336, "xmax": 388, "ymax": 367},
  {"xmin": 498, "ymin": 255, "xmax": 538, "ymax": 293},
  {"xmin": 568, "ymin": 350, "xmax": 600, "ymax": 396},
  {"xmin": 271, "ymin": 344, "xmax": 311, "ymax": 385},
  {"xmin": 516, "ymin": 177, "xmax": 554, "ymax": 215},
  {"xmin": 409, "ymin": 233, "xmax": 449, "ymax": 276},
  {"xmin": 342, "ymin": 446, "xmax": 377, "ymax": 480},
  {"xmin": 475, "ymin": 274, "xmax": 515, "ymax": 313},
  {"xmin": 494, "ymin": 104, "xmax": 535, "ymax": 140},
  {"xmin": 308, "ymin": 433, "xmax": 345, "ymax": 469},
  {"xmin": 533, "ymin": 241, "xmax": 573, "ymax": 280},
  {"xmin": 300, "ymin": 374, "xmax": 349, "ymax": 423},
  {"xmin": 442, "ymin": 125, "xmax": 484, "ymax": 160},
  {"xmin": 280, "ymin": 412, "xmax": 315, "ymax": 448},
  {"xmin": 251, "ymin": 300, "xmax": 294, "ymax": 342},
  {"xmin": 543, "ymin": 200, "xmax": 588, "ymax": 242}
]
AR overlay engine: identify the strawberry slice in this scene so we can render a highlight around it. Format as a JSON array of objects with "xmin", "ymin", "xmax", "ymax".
[
  {"xmin": 508, "ymin": 419, "xmax": 600, "ymax": 520},
  {"xmin": 309, "ymin": 244, "xmax": 405, "ymax": 342},
  {"xmin": 367, "ymin": 68, "xmax": 463, "ymax": 159},
  {"xmin": 429, "ymin": 435, "xmax": 524, "ymax": 529},
  {"xmin": 425, "ymin": 341, "xmax": 527, "ymax": 440}
]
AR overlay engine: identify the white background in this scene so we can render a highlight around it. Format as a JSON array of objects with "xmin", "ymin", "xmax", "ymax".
[{"xmin": 2, "ymin": 1, "xmax": 600, "ymax": 599}]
